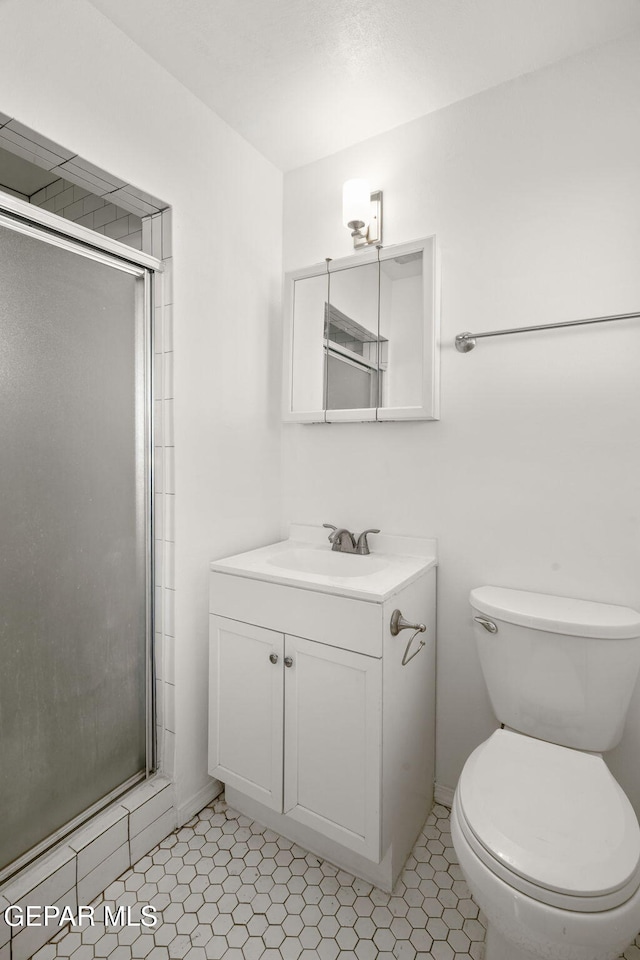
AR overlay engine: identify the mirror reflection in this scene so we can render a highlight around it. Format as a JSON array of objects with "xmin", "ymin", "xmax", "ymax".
[
  {"xmin": 379, "ymin": 250, "xmax": 424, "ymax": 409},
  {"xmin": 326, "ymin": 261, "xmax": 380, "ymax": 410}
]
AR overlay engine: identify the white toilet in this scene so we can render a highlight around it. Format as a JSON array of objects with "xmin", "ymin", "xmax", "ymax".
[{"xmin": 451, "ymin": 586, "xmax": 640, "ymax": 960}]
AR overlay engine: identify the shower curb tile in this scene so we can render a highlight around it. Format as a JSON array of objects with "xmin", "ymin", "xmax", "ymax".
[
  {"xmin": 127, "ymin": 786, "xmax": 175, "ymax": 839},
  {"xmin": 11, "ymin": 885, "xmax": 77, "ymax": 960},
  {"xmin": 70, "ymin": 807, "xmax": 129, "ymax": 880},
  {"xmin": 120, "ymin": 778, "xmax": 173, "ymax": 816},
  {"xmin": 78, "ymin": 843, "xmax": 131, "ymax": 906},
  {"xmin": 131, "ymin": 808, "xmax": 178, "ymax": 867},
  {"xmin": 1, "ymin": 844, "xmax": 75, "ymax": 910}
]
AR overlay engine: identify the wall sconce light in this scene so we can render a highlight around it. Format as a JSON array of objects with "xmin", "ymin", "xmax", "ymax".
[{"xmin": 342, "ymin": 179, "xmax": 383, "ymax": 248}]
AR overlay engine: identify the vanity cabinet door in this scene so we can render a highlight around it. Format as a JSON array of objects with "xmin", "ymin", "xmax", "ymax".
[
  {"xmin": 208, "ymin": 615, "xmax": 284, "ymax": 811},
  {"xmin": 283, "ymin": 635, "xmax": 382, "ymax": 861}
]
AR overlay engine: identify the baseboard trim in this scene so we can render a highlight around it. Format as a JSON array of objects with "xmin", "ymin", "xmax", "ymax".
[
  {"xmin": 434, "ymin": 783, "xmax": 454, "ymax": 808},
  {"xmin": 177, "ymin": 778, "xmax": 224, "ymax": 826}
]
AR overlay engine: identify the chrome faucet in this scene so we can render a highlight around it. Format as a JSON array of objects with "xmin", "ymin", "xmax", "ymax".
[
  {"xmin": 323, "ymin": 524, "xmax": 380, "ymax": 555},
  {"xmin": 323, "ymin": 524, "xmax": 356, "ymax": 553},
  {"xmin": 355, "ymin": 528, "xmax": 380, "ymax": 555}
]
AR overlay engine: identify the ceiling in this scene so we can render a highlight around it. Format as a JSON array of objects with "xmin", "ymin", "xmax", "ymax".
[{"xmin": 87, "ymin": 0, "xmax": 640, "ymax": 171}]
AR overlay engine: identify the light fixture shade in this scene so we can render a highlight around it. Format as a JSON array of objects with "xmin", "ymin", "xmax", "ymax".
[{"xmin": 343, "ymin": 179, "xmax": 371, "ymax": 229}]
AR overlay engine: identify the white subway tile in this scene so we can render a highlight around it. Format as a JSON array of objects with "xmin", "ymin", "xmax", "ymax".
[
  {"xmin": 63, "ymin": 198, "xmax": 84, "ymax": 221},
  {"xmin": 163, "ymin": 258, "xmax": 173, "ymax": 306},
  {"xmin": 164, "ymin": 682, "xmax": 175, "ymax": 734},
  {"xmin": 31, "ymin": 187, "xmax": 47, "ymax": 205},
  {"xmin": 154, "ymin": 353, "xmax": 163, "ymax": 400},
  {"xmin": 93, "ymin": 204, "xmax": 117, "ymax": 228},
  {"xmin": 76, "ymin": 212, "xmax": 94, "ymax": 229},
  {"xmin": 64, "ymin": 157, "xmax": 127, "ymax": 190},
  {"xmin": 154, "ymin": 493, "xmax": 164, "ymax": 541},
  {"xmin": 154, "ymin": 546, "xmax": 162, "ymax": 590},
  {"xmin": 71, "ymin": 810, "xmax": 128, "ymax": 880},
  {"xmin": 0, "ymin": 895, "xmax": 10, "ymax": 948},
  {"xmin": 124, "ymin": 231, "xmax": 142, "ymax": 251},
  {"xmin": 104, "ymin": 216, "xmax": 131, "ymax": 240},
  {"xmin": 154, "ymin": 305, "xmax": 164, "ymax": 354},
  {"xmin": 154, "ymin": 585, "xmax": 163, "ymax": 631},
  {"xmin": 2, "ymin": 845, "xmax": 75, "ymax": 912},
  {"xmin": 107, "ymin": 188, "xmax": 160, "ymax": 217},
  {"xmin": 130, "ymin": 807, "xmax": 176, "ymax": 866},
  {"xmin": 153, "ymin": 447, "xmax": 163, "ymax": 494},
  {"xmin": 154, "ymin": 632, "xmax": 163, "ymax": 681},
  {"xmin": 164, "ymin": 448, "xmax": 175, "ymax": 495},
  {"xmin": 154, "ymin": 400, "xmax": 163, "ymax": 446},
  {"xmin": 41, "ymin": 198, "xmax": 56, "ymax": 213},
  {"xmin": 163, "ymin": 305, "xmax": 173, "ymax": 352},
  {"xmin": 163, "ymin": 398, "xmax": 174, "ymax": 448},
  {"xmin": 163, "ymin": 587, "xmax": 175, "ymax": 637},
  {"xmin": 163, "ymin": 354, "xmax": 174, "ymax": 401},
  {"xmin": 5, "ymin": 120, "xmax": 74, "ymax": 160},
  {"xmin": 54, "ymin": 187, "xmax": 74, "ymax": 211},
  {"xmin": 162, "ymin": 731, "xmax": 176, "ymax": 779},
  {"xmin": 161, "ymin": 209, "xmax": 172, "ymax": 259},
  {"xmin": 141, "ymin": 216, "xmax": 152, "ymax": 254},
  {"xmin": 46, "ymin": 179, "xmax": 64, "ymax": 200},
  {"xmin": 150, "ymin": 214, "xmax": 162, "ymax": 259},
  {"xmin": 57, "ymin": 161, "xmax": 122, "ymax": 196},
  {"xmin": 165, "ymin": 494, "xmax": 175, "ymax": 542},
  {"xmin": 11, "ymin": 887, "xmax": 77, "ymax": 960},
  {"xmin": 83, "ymin": 193, "xmax": 104, "ymax": 215},
  {"xmin": 122, "ymin": 783, "xmax": 174, "ymax": 838},
  {"xmin": 73, "ymin": 185, "xmax": 89, "ymax": 202},
  {"xmin": 164, "ymin": 540, "xmax": 175, "ymax": 590},
  {"xmin": 77, "ymin": 842, "xmax": 130, "ymax": 906},
  {"xmin": 155, "ymin": 676, "xmax": 164, "ymax": 727},
  {"xmin": 162, "ymin": 635, "xmax": 175, "ymax": 685},
  {"xmin": 0, "ymin": 111, "xmax": 11, "ymax": 126},
  {"xmin": 0, "ymin": 135, "xmax": 58, "ymax": 171}
]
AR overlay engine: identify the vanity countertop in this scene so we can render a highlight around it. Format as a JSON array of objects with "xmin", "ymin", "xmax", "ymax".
[{"xmin": 209, "ymin": 524, "xmax": 437, "ymax": 602}]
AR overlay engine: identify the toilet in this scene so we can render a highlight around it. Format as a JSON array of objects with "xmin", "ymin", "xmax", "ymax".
[{"xmin": 451, "ymin": 586, "xmax": 640, "ymax": 960}]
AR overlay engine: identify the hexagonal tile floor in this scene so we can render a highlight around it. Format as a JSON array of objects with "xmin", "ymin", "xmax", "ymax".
[{"xmin": 35, "ymin": 797, "xmax": 640, "ymax": 960}]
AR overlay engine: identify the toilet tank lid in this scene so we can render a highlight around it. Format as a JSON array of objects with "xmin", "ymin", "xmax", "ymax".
[{"xmin": 470, "ymin": 586, "xmax": 640, "ymax": 639}]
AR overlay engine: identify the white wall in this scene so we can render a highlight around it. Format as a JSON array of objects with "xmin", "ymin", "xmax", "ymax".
[
  {"xmin": 0, "ymin": 0, "xmax": 283, "ymax": 815},
  {"xmin": 283, "ymin": 34, "xmax": 640, "ymax": 812}
]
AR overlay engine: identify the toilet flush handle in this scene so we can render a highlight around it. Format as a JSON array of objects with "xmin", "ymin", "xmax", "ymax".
[{"xmin": 474, "ymin": 616, "xmax": 498, "ymax": 634}]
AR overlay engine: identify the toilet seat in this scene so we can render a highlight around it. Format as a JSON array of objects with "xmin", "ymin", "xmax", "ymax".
[{"xmin": 457, "ymin": 729, "xmax": 640, "ymax": 912}]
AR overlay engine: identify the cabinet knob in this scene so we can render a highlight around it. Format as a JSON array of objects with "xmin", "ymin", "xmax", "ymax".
[
  {"xmin": 269, "ymin": 653, "xmax": 279, "ymax": 664},
  {"xmin": 284, "ymin": 656, "xmax": 293, "ymax": 668}
]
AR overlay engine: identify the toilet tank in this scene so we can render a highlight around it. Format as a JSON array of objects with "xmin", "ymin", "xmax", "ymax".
[{"xmin": 470, "ymin": 586, "xmax": 640, "ymax": 751}]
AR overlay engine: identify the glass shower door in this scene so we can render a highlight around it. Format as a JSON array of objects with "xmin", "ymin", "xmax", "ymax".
[{"xmin": 0, "ymin": 214, "xmax": 153, "ymax": 875}]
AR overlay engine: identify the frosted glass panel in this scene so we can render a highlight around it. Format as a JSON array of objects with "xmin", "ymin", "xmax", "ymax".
[{"xmin": 0, "ymin": 223, "xmax": 149, "ymax": 872}]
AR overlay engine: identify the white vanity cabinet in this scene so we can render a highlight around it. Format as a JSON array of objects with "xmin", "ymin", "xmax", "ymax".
[
  {"xmin": 209, "ymin": 618, "xmax": 382, "ymax": 861},
  {"xmin": 208, "ymin": 530, "xmax": 437, "ymax": 892}
]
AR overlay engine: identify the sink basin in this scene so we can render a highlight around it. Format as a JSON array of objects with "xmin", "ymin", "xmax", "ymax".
[
  {"xmin": 210, "ymin": 525, "xmax": 437, "ymax": 601},
  {"xmin": 267, "ymin": 547, "xmax": 388, "ymax": 578}
]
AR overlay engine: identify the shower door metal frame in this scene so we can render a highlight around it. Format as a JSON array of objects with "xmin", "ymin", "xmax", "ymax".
[{"xmin": 0, "ymin": 193, "xmax": 162, "ymax": 883}]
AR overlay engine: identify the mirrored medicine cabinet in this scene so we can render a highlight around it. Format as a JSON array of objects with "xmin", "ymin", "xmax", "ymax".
[{"xmin": 283, "ymin": 236, "xmax": 440, "ymax": 422}]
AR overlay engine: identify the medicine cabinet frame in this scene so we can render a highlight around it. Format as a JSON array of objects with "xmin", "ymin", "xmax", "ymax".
[{"xmin": 282, "ymin": 235, "xmax": 440, "ymax": 423}]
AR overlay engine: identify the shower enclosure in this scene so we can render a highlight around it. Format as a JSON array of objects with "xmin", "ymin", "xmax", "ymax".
[{"xmin": 0, "ymin": 205, "xmax": 155, "ymax": 879}]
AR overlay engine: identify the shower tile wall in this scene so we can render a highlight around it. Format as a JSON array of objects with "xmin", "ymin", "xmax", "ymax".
[
  {"xmin": 151, "ymin": 207, "xmax": 176, "ymax": 781},
  {"xmin": 29, "ymin": 178, "xmax": 143, "ymax": 249},
  {"xmin": 0, "ymin": 123, "xmax": 180, "ymax": 955}
]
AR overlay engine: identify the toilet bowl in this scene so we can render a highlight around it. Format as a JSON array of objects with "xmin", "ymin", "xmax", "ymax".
[{"xmin": 452, "ymin": 586, "xmax": 640, "ymax": 960}]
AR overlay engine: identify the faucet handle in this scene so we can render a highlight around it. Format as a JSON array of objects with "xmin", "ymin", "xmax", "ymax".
[
  {"xmin": 355, "ymin": 528, "xmax": 380, "ymax": 555},
  {"xmin": 322, "ymin": 523, "xmax": 338, "ymax": 542}
]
